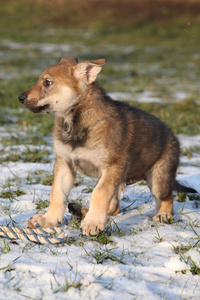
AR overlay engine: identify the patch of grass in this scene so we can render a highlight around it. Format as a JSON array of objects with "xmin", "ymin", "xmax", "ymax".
[
  {"xmin": 42, "ymin": 173, "xmax": 54, "ymax": 186},
  {"xmin": 176, "ymin": 193, "xmax": 187, "ymax": 203},
  {"xmin": 182, "ymin": 146, "xmax": 200, "ymax": 158},
  {"xmin": 0, "ymin": 147, "xmax": 51, "ymax": 164},
  {"xmin": 21, "ymin": 242, "xmax": 36, "ymax": 253},
  {"xmin": 82, "ymin": 187, "xmax": 94, "ymax": 194},
  {"xmin": 87, "ymin": 221, "xmax": 126, "ymax": 244},
  {"xmin": 26, "ymin": 171, "xmax": 53, "ymax": 186},
  {"xmin": 84, "ymin": 246, "xmax": 125, "ymax": 264},
  {"xmin": 165, "ymin": 217, "xmax": 175, "ymax": 224},
  {"xmin": 0, "ymin": 240, "xmax": 11, "ymax": 254},
  {"xmin": 0, "ymin": 264, "xmax": 14, "ymax": 272},
  {"xmin": 138, "ymin": 181, "xmax": 147, "ymax": 186},
  {"xmin": 190, "ymin": 259, "xmax": 200, "ymax": 275},
  {"xmin": 51, "ymin": 269, "xmax": 82, "ymax": 293},
  {"xmin": 26, "ymin": 171, "xmax": 42, "ymax": 185},
  {"xmin": 188, "ymin": 194, "xmax": 200, "ymax": 209},
  {"xmin": 62, "ymin": 237, "xmax": 77, "ymax": 246},
  {"xmin": 121, "ymin": 200, "xmax": 137, "ymax": 213},
  {"xmin": 0, "ymin": 189, "xmax": 26, "ymax": 199},
  {"xmin": 154, "ymin": 226, "xmax": 165, "ymax": 243},
  {"xmin": 35, "ymin": 199, "xmax": 49, "ymax": 211},
  {"xmin": 73, "ymin": 175, "xmax": 85, "ymax": 187},
  {"xmin": 0, "ymin": 134, "xmax": 48, "ymax": 147},
  {"xmin": 68, "ymin": 219, "xmax": 80, "ymax": 230},
  {"xmin": 173, "ymin": 244, "xmax": 193, "ymax": 255},
  {"xmin": 188, "ymin": 194, "xmax": 200, "ymax": 201},
  {"xmin": 189, "ymin": 222, "xmax": 200, "ymax": 243},
  {"xmin": 90, "ymin": 231, "xmax": 113, "ymax": 245},
  {"xmin": 126, "ymin": 99, "xmax": 200, "ymax": 136},
  {"xmin": 1, "ymin": 205, "xmax": 17, "ymax": 226},
  {"xmin": 178, "ymin": 253, "xmax": 200, "ymax": 276},
  {"xmin": 172, "ymin": 223, "xmax": 200, "ymax": 276},
  {"xmin": 108, "ymin": 219, "xmax": 126, "ymax": 237}
]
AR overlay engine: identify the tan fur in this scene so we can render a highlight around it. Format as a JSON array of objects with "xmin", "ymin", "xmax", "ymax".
[
  {"xmin": 152, "ymin": 195, "xmax": 174, "ymax": 222},
  {"xmin": 18, "ymin": 57, "xmax": 195, "ymax": 236}
]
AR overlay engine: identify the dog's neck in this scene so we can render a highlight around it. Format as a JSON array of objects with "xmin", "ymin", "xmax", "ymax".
[
  {"xmin": 59, "ymin": 82, "xmax": 108, "ymax": 121},
  {"xmin": 54, "ymin": 82, "xmax": 108, "ymax": 148}
]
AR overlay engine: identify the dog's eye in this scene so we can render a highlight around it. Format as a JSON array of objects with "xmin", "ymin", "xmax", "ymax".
[{"xmin": 43, "ymin": 79, "xmax": 52, "ymax": 87}]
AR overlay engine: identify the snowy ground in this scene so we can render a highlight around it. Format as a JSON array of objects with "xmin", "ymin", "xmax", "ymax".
[{"xmin": 0, "ymin": 125, "xmax": 200, "ymax": 300}]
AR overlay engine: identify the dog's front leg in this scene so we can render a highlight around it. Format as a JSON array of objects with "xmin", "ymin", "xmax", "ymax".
[
  {"xmin": 30, "ymin": 158, "xmax": 75, "ymax": 227},
  {"xmin": 80, "ymin": 167, "xmax": 122, "ymax": 236}
]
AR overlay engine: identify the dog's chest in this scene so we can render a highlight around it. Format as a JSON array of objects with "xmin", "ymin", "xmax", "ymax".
[{"xmin": 54, "ymin": 140, "xmax": 102, "ymax": 178}]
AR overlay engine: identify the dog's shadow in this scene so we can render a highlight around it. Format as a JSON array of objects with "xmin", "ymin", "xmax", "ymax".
[{"xmin": 109, "ymin": 192, "xmax": 183, "ymax": 234}]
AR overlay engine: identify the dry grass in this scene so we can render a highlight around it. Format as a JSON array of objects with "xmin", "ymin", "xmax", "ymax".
[{"xmin": 1, "ymin": 0, "xmax": 200, "ymax": 31}]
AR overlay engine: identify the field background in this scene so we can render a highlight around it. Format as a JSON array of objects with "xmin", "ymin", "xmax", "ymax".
[{"xmin": 0, "ymin": 1, "xmax": 200, "ymax": 299}]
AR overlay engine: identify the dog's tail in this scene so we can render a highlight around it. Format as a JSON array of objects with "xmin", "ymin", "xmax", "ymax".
[{"xmin": 173, "ymin": 181, "xmax": 197, "ymax": 194}]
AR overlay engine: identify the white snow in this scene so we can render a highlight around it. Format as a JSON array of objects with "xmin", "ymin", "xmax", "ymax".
[
  {"xmin": 2, "ymin": 40, "xmax": 71, "ymax": 53},
  {"xmin": 108, "ymin": 92, "xmax": 132, "ymax": 101},
  {"xmin": 164, "ymin": 256, "xmax": 190, "ymax": 272}
]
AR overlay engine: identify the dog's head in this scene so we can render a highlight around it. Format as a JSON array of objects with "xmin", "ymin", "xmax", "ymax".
[{"xmin": 18, "ymin": 57, "xmax": 106, "ymax": 116}]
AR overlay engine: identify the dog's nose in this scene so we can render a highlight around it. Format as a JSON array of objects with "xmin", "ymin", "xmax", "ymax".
[{"xmin": 18, "ymin": 93, "xmax": 27, "ymax": 104}]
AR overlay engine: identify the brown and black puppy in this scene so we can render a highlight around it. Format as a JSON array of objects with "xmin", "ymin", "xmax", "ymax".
[{"xmin": 18, "ymin": 57, "xmax": 196, "ymax": 236}]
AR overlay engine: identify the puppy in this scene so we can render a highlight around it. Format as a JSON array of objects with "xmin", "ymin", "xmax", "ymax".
[{"xmin": 18, "ymin": 57, "xmax": 196, "ymax": 236}]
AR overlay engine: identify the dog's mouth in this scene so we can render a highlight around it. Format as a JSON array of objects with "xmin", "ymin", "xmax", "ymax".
[
  {"xmin": 30, "ymin": 104, "xmax": 50, "ymax": 114},
  {"xmin": 24, "ymin": 103, "xmax": 51, "ymax": 114},
  {"xmin": 21, "ymin": 98, "xmax": 51, "ymax": 114}
]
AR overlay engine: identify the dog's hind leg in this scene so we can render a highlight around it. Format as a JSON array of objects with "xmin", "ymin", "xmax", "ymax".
[
  {"xmin": 68, "ymin": 183, "xmax": 123, "ymax": 221},
  {"xmin": 146, "ymin": 156, "xmax": 177, "ymax": 222},
  {"xmin": 152, "ymin": 194, "xmax": 174, "ymax": 222},
  {"xmin": 107, "ymin": 183, "xmax": 124, "ymax": 216},
  {"xmin": 68, "ymin": 197, "xmax": 121, "ymax": 220},
  {"xmin": 68, "ymin": 203, "xmax": 89, "ymax": 220}
]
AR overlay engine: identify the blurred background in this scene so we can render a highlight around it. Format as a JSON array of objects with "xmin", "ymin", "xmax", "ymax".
[{"xmin": 1, "ymin": 0, "xmax": 200, "ymax": 137}]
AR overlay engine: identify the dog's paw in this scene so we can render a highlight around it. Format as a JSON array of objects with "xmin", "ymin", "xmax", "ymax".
[
  {"xmin": 153, "ymin": 212, "xmax": 173, "ymax": 223},
  {"xmin": 29, "ymin": 214, "xmax": 49, "ymax": 228},
  {"xmin": 29, "ymin": 213, "xmax": 62, "ymax": 228},
  {"xmin": 68, "ymin": 203, "xmax": 89, "ymax": 220},
  {"xmin": 80, "ymin": 213, "xmax": 107, "ymax": 236}
]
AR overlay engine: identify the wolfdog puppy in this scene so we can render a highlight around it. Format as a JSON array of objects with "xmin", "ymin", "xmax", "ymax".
[{"xmin": 18, "ymin": 57, "xmax": 196, "ymax": 235}]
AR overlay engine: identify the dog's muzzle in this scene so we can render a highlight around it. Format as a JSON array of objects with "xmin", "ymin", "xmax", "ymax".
[{"xmin": 18, "ymin": 93, "xmax": 27, "ymax": 104}]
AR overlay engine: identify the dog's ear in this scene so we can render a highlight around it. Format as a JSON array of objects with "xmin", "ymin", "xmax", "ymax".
[
  {"xmin": 60, "ymin": 57, "xmax": 78, "ymax": 65},
  {"xmin": 74, "ymin": 59, "xmax": 106, "ymax": 84}
]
